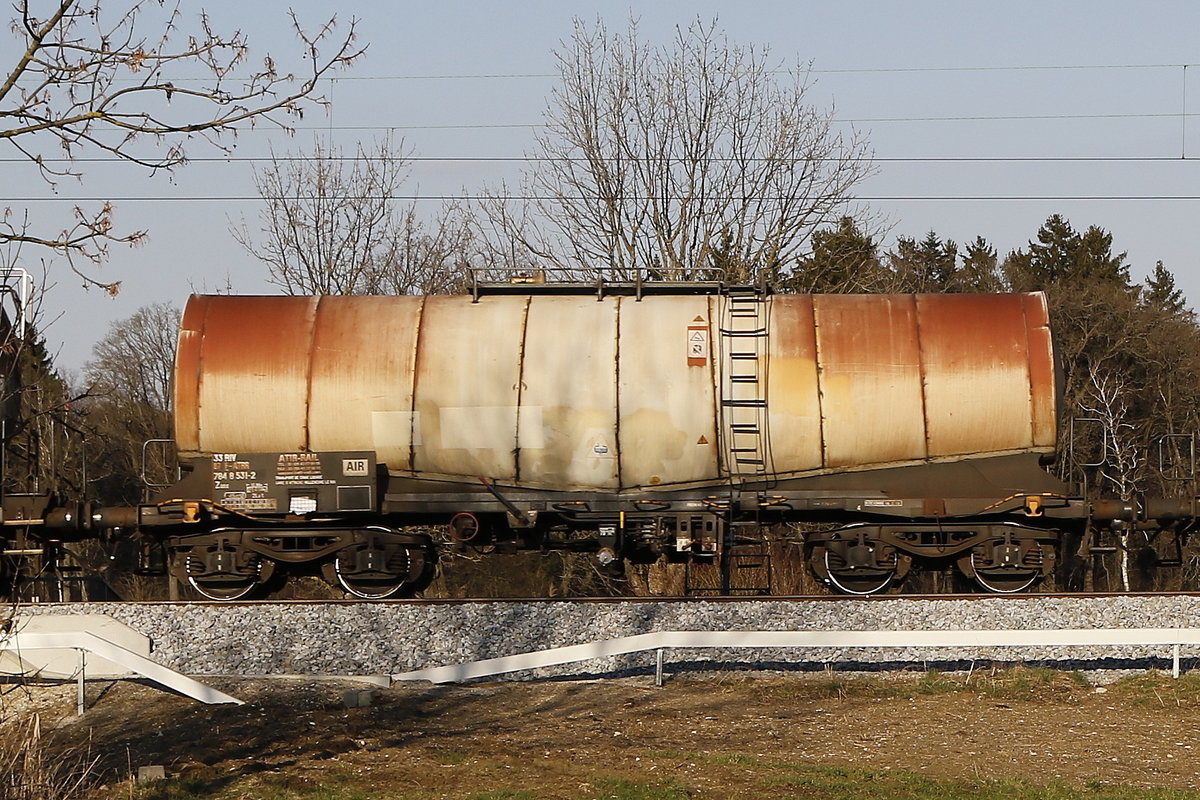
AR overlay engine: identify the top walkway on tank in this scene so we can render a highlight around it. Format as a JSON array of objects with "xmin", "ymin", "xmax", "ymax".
[{"xmin": 468, "ymin": 267, "xmax": 769, "ymax": 301}]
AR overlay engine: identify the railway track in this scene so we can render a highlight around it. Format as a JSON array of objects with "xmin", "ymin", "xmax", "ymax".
[{"xmin": 16, "ymin": 590, "xmax": 1200, "ymax": 606}]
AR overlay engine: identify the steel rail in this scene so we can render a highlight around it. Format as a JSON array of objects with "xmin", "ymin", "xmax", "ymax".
[{"xmin": 22, "ymin": 591, "xmax": 1200, "ymax": 607}]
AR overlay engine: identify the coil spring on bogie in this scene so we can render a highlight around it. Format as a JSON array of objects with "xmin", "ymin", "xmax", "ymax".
[{"xmin": 387, "ymin": 548, "xmax": 411, "ymax": 577}]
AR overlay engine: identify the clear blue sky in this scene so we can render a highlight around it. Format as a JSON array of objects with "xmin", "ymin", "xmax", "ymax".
[{"xmin": 11, "ymin": 0, "xmax": 1200, "ymax": 375}]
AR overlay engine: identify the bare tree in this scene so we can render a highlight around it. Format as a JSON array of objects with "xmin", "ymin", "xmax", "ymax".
[
  {"xmin": 1, "ymin": 0, "xmax": 363, "ymax": 289},
  {"xmin": 1078, "ymin": 363, "xmax": 1144, "ymax": 592},
  {"xmin": 81, "ymin": 301, "xmax": 179, "ymax": 503},
  {"xmin": 233, "ymin": 138, "xmax": 472, "ymax": 295},
  {"xmin": 474, "ymin": 17, "xmax": 873, "ymax": 283}
]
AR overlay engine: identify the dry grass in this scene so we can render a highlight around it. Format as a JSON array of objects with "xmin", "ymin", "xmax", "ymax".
[
  {"xmin": 19, "ymin": 672, "xmax": 1200, "ymax": 799},
  {"xmin": 2, "ymin": 609, "xmax": 100, "ymax": 800},
  {"xmin": 0, "ymin": 712, "xmax": 98, "ymax": 800}
]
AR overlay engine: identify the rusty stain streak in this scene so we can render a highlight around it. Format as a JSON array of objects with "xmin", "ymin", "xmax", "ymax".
[
  {"xmin": 813, "ymin": 294, "xmax": 926, "ymax": 467},
  {"xmin": 770, "ymin": 295, "xmax": 822, "ymax": 474},
  {"xmin": 172, "ymin": 294, "xmax": 208, "ymax": 457},
  {"xmin": 305, "ymin": 295, "xmax": 423, "ymax": 464},
  {"xmin": 919, "ymin": 293, "xmax": 1045, "ymax": 456},
  {"xmin": 1023, "ymin": 293, "xmax": 1058, "ymax": 447},
  {"xmin": 180, "ymin": 295, "xmax": 317, "ymax": 455},
  {"xmin": 1019, "ymin": 294, "xmax": 1039, "ymax": 449}
]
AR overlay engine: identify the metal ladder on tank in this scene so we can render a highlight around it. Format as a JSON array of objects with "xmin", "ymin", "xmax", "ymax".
[
  {"xmin": 692, "ymin": 285, "xmax": 773, "ymax": 595},
  {"xmin": 719, "ymin": 286, "xmax": 770, "ymax": 481}
]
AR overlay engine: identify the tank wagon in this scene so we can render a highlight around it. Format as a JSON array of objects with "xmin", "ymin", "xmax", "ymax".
[
  {"xmin": 73, "ymin": 280, "xmax": 1180, "ymax": 601},
  {"xmin": 11, "ymin": 282, "xmax": 1191, "ymax": 599}
]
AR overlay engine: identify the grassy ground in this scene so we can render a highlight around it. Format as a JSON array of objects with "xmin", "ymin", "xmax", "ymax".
[
  {"xmin": 129, "ymin": 765, "xmax": 1200, "ymax": 800},
  {"xmin": 11, "ymin": 669, "xmax": 1200, "ymax": 800}
]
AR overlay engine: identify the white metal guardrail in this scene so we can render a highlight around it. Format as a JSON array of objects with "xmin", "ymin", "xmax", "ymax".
[
  {"xmin": 390, "ymin": 628, "xmax": 1200, "ymax": 686},
  {"xmin": 1, "ymin": 631, "xmax": 244, "ymax": 712}
]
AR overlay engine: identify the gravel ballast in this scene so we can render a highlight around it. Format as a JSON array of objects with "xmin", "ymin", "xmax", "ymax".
[{"xmin": 17, "ymin": 597, "xmax": 1200, "ymax": 679}]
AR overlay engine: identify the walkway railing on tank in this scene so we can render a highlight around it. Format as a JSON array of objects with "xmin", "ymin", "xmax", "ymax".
[{"xmin": 467, "ymin": 266, "xmax": 736, "ymax": 300}]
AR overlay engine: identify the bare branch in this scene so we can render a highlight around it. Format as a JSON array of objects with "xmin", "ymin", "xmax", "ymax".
[
  {"xmin": 81, "ymin": 301, "xmax": 179, "ymax": 502},
  {"xmin": 233, "ymin": 137, "xmax": 471, "ymax": 296},
  {"xmin": 2, "ymin": 0, "xmax": 363, "ymax": 275},
  {"xmin": 474, "ymin": 17, "xmax": 873, "ymax": 283}
]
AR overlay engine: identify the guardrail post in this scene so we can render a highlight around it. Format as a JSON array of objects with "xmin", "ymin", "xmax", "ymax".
[
  {"xmin": 655, "ymin": 648, "xmax": 665, "ymax": 687},
  {"xmin": 1173, "ymin": 644, "xmax": 1181, "ymax": 679},
  {"xmin": 76, "ymin": 648, "xmax": 86, "ymax": 716}
]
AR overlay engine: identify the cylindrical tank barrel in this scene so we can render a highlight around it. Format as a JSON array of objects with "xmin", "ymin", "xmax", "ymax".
[{"xmin": 173, "ymin": 292, "xmax": 1058, "ymax": 491}]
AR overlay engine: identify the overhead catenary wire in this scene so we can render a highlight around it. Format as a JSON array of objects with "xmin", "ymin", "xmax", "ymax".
[
  {"xmin": 7, "ymin": 60, "xmax": 1196, "ymax": 168},
  {"xmin": 4, "ymin": 155, "xmax": 1200, "ymax": 165},
  {"xmin": 5, "ymin": 109, "xmax": 1194, "ymax": 138},
  {"xmin": 123, "ymin": 61, "xmax": 1197, "ymax": 82},
  {"xmin": 7, "ymin": 60, "xmax": 1199, "ymax": 144},
  {"xmin": 9, "ymin": 194, "xmax": 1200, "ymax": 203},
  {"xmin": 6, "ymin": 61, "xmax": 1196, "ymax": 201}
]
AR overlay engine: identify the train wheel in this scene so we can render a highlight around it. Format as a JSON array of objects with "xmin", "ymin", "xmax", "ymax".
[
  {"xmin": 333, "ymin": 548, "xmax": 409, "ymax": 599},
  {"xmin": 958, "ymin": 542, "xmax": 1044, "ymax": 594},
  {"xmin": 187, "ymin": 574, "xmax": 260, "ymax": 601},
  {"xmin": 817, "ymin": 545, "xmax": 896, "ymax": 595},
  {"xmin": 330, "ymin": 529, "xmax": 433, "ymax": 599},
  {"xmin": 170, "ymin": 539, "xmax": 275, "ymax": 601}
]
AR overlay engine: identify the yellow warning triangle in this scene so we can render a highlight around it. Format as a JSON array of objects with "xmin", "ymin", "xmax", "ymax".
[
  {"xmin": 697, "ymin": 435, "xmax": 709, "ymax": 445},
  {"xmin": 693, "ymin": 316, "xmax": 705, "ymax": 322}
]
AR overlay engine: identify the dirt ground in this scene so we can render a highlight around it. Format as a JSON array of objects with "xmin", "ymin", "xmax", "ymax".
[{"xmin": 7, "ymin": 668, "xmax": 1200, "ymax": 798}]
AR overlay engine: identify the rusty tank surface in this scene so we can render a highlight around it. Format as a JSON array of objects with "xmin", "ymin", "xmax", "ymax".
[{"xmin": 173, "ymin": 291, "xmax": 1057, "ymax": 491}]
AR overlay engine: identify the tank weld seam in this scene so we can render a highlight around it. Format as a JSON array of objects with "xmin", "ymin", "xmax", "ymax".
[
  {"xmin": 512, "ymin": 295, "xmax": 531, "ymax": 484},
  {"xmin": 912, "ymin": 293, "xmax": 932, "ymax": 461},
  {"xmin": 301, "ymin": 296, "xmax": 320, "ymax": 454},
  {"xmin": 614, "ymin": 296, "xmax": 623, "ymax": 490},
  {"xmin": 408, "ymin": 296, "xmax": 428, "ymax": 474}
]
